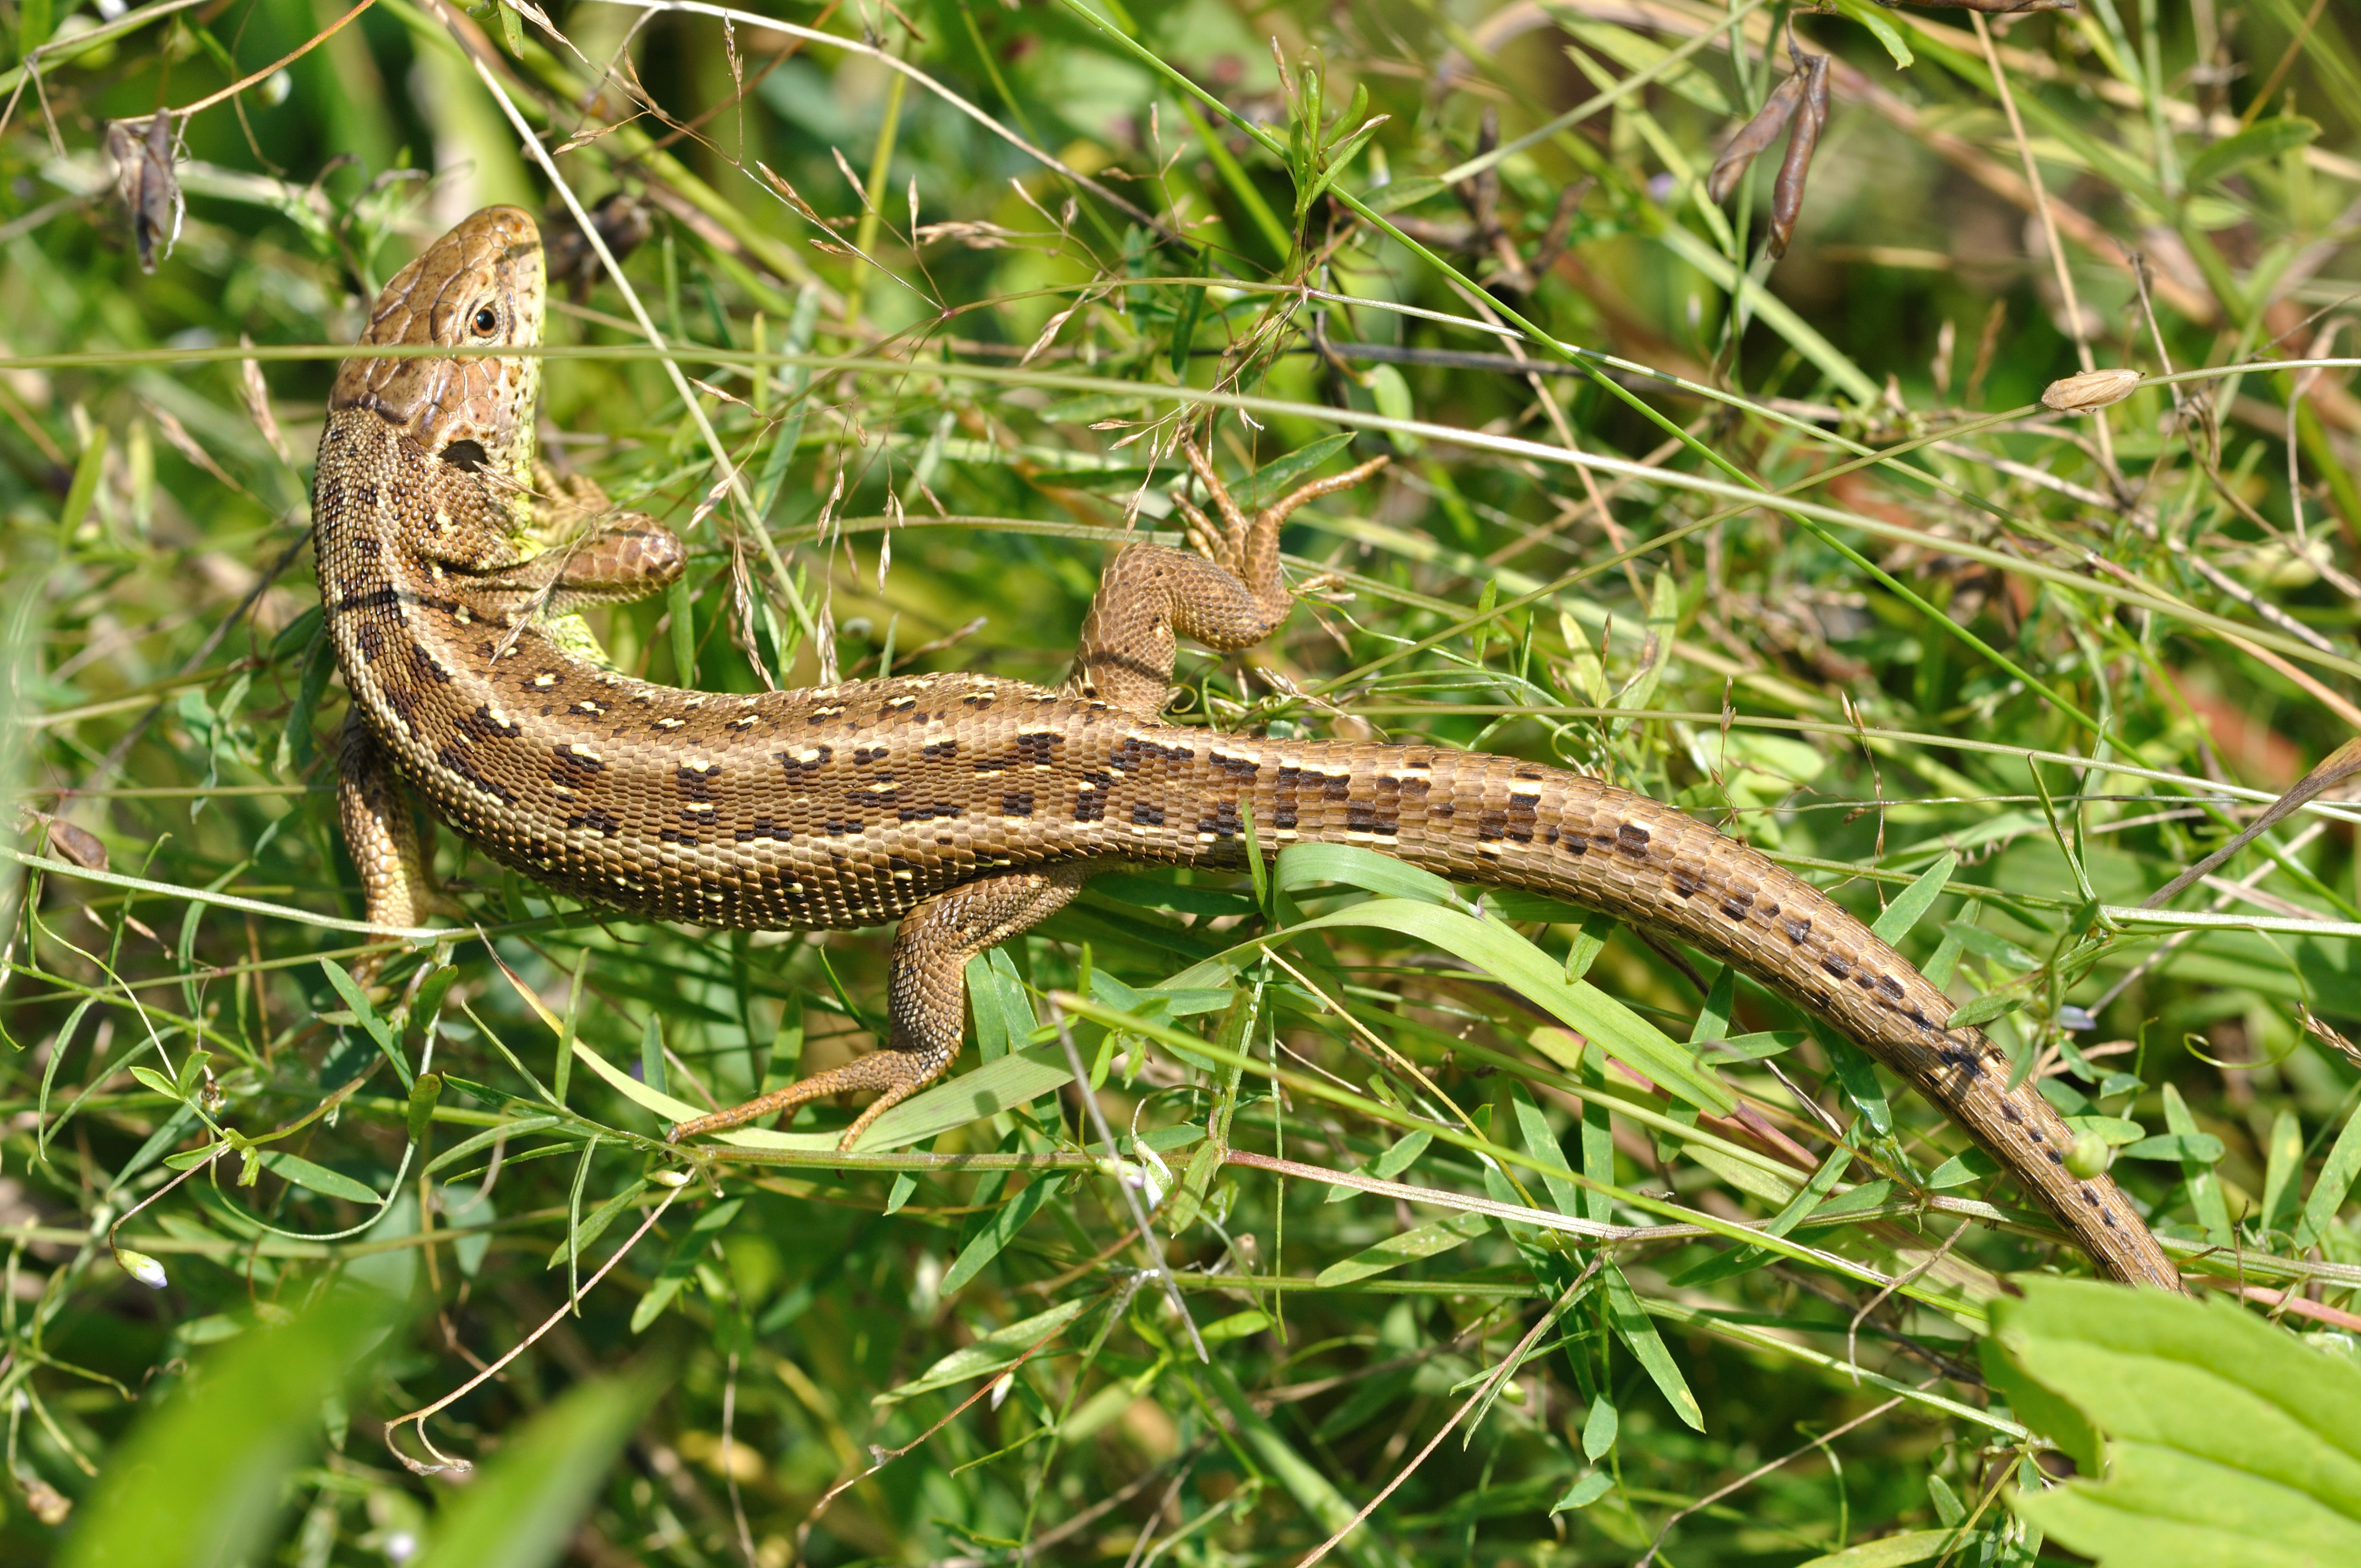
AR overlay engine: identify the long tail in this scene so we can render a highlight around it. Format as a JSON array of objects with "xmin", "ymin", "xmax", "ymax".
[{"xmin": 1202, "ymin": 738, "xmax": 2180, "ymax": 1288}]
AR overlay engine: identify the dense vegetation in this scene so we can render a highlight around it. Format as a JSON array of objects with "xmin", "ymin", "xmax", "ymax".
[{"xmin": 2, "ymin": 0, "xmax": 2359, "ymax": 1562}]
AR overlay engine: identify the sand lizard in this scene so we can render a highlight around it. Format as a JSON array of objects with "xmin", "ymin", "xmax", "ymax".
[{"xmin": 311, "ymin": 205, "xmax": 2180, "ymax": 1289}]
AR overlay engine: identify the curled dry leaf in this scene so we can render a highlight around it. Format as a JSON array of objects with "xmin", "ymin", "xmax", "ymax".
[
  {"xmin": 238, "ymin": 336, "xmax": 290, "ymax": 464},
  {"xmin": 2040, "ymin": 367, "xmax": 2142, "ymax": 412},
  {"xmin": 106, "ymin": 110, "xmax": 182, "ymax": 273}
]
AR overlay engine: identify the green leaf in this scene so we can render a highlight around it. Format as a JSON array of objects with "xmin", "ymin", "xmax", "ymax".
[
  {"xmin": 1603, "ymin": 1261, "xmax": 1702, "ymax": 1431},
  {"xmin": 129, "ymin": 1064, "xmax": 182, "ymax": 1101},
  {"xmin": 1582, "ymin": 1397, "xmax": 1618, "ymax": 1459},
  {"xmin": 1237, "ymin": 432, "xmax": 1358, "ymax": 511},
  {"xmin": 258, "ymin": 1152, "xmax": 382, "ymax": 1205},
  {"xmin": 629, "ymin": 1198, "xmax": 742, "ymax": 1333},
  {"xmin": 1995, "ymin": 1277, "xmax": 2361, "ymax": 1565},
  {"xmin": 1552, "ymin": 1469, "xmax": 1614, "ymax": 1512},
  {"xmin": 1200, "ymin": 1309, "xmax": 1271, "ymax": 1343},
  {"xmin": 1560, "ymin": 21, "xmax": 1729, "ymax": 114},
  {"xmin": 546, "ymin": 1179, "xmax": 651, "ymax": 1268},
  {"xmin": 1946, "ymin": 993, "xmax": 2025, "ymax": 1030},
  {"xmin": 875, "ymin": 1299, "xmax": 1088, "ymax": 1404},
  {"xmin": 2064, "ymin": 1115, "xmax": 2147, "ymax": 1146},
  {"xmin": 2185, "ymin": 116, "xmax": 2319, "ymax": 190},
  {"xmin": 320, "ymin": 959, "xmax": 410, "ymax": 1090},
  {"xmin": 941, "ymin": 1174, "xmax": 1065, "ymax": 1295},
  {"xmin": 2294, "ymin": 1101, "xmax": 2361, "ymax": 1250},
  {"xmin": 1816, "ymin": 1027, "xmax": 1892, "ymax": 1137},
  {"xmin": 1927, "ymin": 1148, "xmax": 2001, "ymax": 1189},
  {"xmin": 1979, "ymin": 1335, "xmax": 2100, "ymax": 1475},
  {"xmin": 1792, "ymin": 1532, "xmax": 1957, "ymax": 1567},
  {"xmin": 1873, "ymin": 852, "xmax": 1957, "ymax": 944},
  {"xmin": 410, "ymin": 1368, "xmax": 663, "ymax": 1568},
  {"xmin": 1274, "ymin": 841, "xmax": 1460, "ymax": 907},
  {"xmin": 2120, "ymin": 1133, "xmax": 2224, "ymax": 1164},
  {"xmin": 62, "ymin": 1298, "xmax": 396, "ymax": 1568},
  {"xmin": 1314, "ymin": 1209, "xmax": 1489, "ymax": 1287},
  {"xmin": 1830, "ymin": 0, "xmax": 1913, "ymax": 67},
  {"xmin": 1264, "ymin": 898, "xmax": 1734, "ymax": 1115},
  {"xmin": 1361, "ymin": 175, "xmax": 1445, "ymax": 214}
]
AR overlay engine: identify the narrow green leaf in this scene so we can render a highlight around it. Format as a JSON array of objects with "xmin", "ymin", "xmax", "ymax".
[
  {"xmin": 1791, "ymin": 1531, "xmax": 1955, "ymax": 1568},
  {"xmin": 1314, "ymin": 1209, "xmax": 1489, "ymax": 1287},
  {"xmin": 877, "ymin": 1299, "xmax": 1089, "ymax": 1404},
  {"xmin": 630, "ymin": 1198, "xmax": 742, "ymax": 1332},
  {"xmin": 1552, "ymin": 1469, "xmax": 1614, "ymax": 1512},
  {"xmin": 1237, "ymin": 432, "xmax": 1357, "ymax": 510},
  {"xmin": 547, "ymin": 1178, "xmax": 651, "ymax": 1268},
  {"xmin": 1945, "ymin": 994, "xmax": 2025, "ymax": 1030},
  {"xmin": 2294, "ymin": 1100, "xmax": 2361, "ymax": 1250},
  {"xmin": 62, "ymin": 1298, "xmax": 395, "ymax": 1568},
  {"xmin": 258, "ymin": 1152, "xmax": 382, "ymax": 1205},
  {"xmin": 1273, "ymin": 840, "xmax": 1458, "ymax": 907},
  {"xmin": 1361, "ymin": 175, "xmax": 1444, "ymax": 214},
  {"xmin": 410, "ymin": 1369, "xmax": 663, "ymax": 1568},
  {"xmin": 320, "ymin": 959, "xmax": 410, "ymax": 1090},
  {"xmin": 2260, "ymin": 1107, "xmax": 2304, "ymax": 1233},
  {"xmin": 1872, "ymin": 852, "xmax": 1957, "ymax": 945},
  {"xmin": 1816, "ymin": 1026, "xmax": 1893, "ymax": 1136},
  {"xmin": 638, "ymin": 1013, "xmax": 666, "ymax": 1097},
  {"xmin": 2120, "ymin": 1131, "xmax": 2226, "ymax": 1164},
  {"xmin": 1263, "ymin": 899, "xmax": 1733, "ymax": 1114},
  {"xmin": 2186, "ymin": 116, "xmax": 2319, "ymax": 189},
  {"xmin": 1927, "ymin": 1148, "xmax": 2001, "ymax": 1189},
  {"xmin": 941, "ymin": 1174, "xmax": 1064, "ymax": 1295},
  {"xmin": 1829, "ymin": 0, "xmax": 1913, "ymax": 67},
  {"xmin": 1603, "ymin": 1261, "xmax": 1702, "ymax": 1431}
]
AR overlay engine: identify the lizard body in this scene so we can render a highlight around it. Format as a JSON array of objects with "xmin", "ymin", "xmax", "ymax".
[{"xmin": 314, "ymin": 206, "xmax": 2180, "ymax": 1289}]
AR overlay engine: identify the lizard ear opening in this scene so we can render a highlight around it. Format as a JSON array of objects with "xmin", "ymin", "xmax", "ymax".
[{"xmin": 441, "ymin": 439, "xmax": 488, "ymax": 472}]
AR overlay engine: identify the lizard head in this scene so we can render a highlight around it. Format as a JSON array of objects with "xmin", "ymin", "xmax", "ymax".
[{"xmin": 331, "ymin": 204, "xmax": 546, "ymax": 482}]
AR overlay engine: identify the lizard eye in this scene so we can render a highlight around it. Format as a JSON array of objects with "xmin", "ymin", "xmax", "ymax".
[{"xmin": 471, "ymin": 304, "xmax": 499, "ymax": 335}]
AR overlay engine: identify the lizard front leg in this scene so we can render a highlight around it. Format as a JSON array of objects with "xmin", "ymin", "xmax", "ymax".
[
  {"xmin": 1063, "ymin": 439, "xmax": 1386, "ymax": 720},
  {"xmin": 667, "ymin": 865, "xmax": 1091, "ymax": 1151}
]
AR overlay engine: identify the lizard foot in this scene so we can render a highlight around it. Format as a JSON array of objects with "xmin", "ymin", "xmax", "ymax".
[
  {"xmin": 664, "ymin": 1050, "xmax": 938, "ymax": 1150},
  {"xmin": 1171, "ymin": 438, "xmax": 1389, "ymax": 580}
]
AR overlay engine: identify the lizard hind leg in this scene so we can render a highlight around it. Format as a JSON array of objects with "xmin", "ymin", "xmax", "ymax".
[
  {"xmin": 1062, "ymin": 438, "xmax": 1388, "ymax": 719},
  {"xmin": 666, "ymin": 866, "xmax": 1091, "ymax": 1152}
]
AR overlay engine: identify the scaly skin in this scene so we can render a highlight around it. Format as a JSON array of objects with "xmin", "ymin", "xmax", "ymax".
[{"xmin": 313, "ymin": 206, "xmax": 2181, "ymax": 1289}]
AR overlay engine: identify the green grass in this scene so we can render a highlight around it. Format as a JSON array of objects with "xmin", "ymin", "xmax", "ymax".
[{"xmin": 3, "ymin": 0, "xmax": 2360, "ymax": 1562}]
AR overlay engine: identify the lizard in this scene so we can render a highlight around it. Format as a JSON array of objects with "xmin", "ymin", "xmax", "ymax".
[{"xmin": 312, "ymin": 204, "xmax": 2183, "ymax": 1291}]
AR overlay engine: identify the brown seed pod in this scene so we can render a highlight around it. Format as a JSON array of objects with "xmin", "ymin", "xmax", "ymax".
[
  {"xmin": 1706, "ymin": 71, "xmax": 1805, "ymax": 207},
  {"xmin": 1766, "ymin": 50, "xmax": 1829, "ymax": 259}
]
